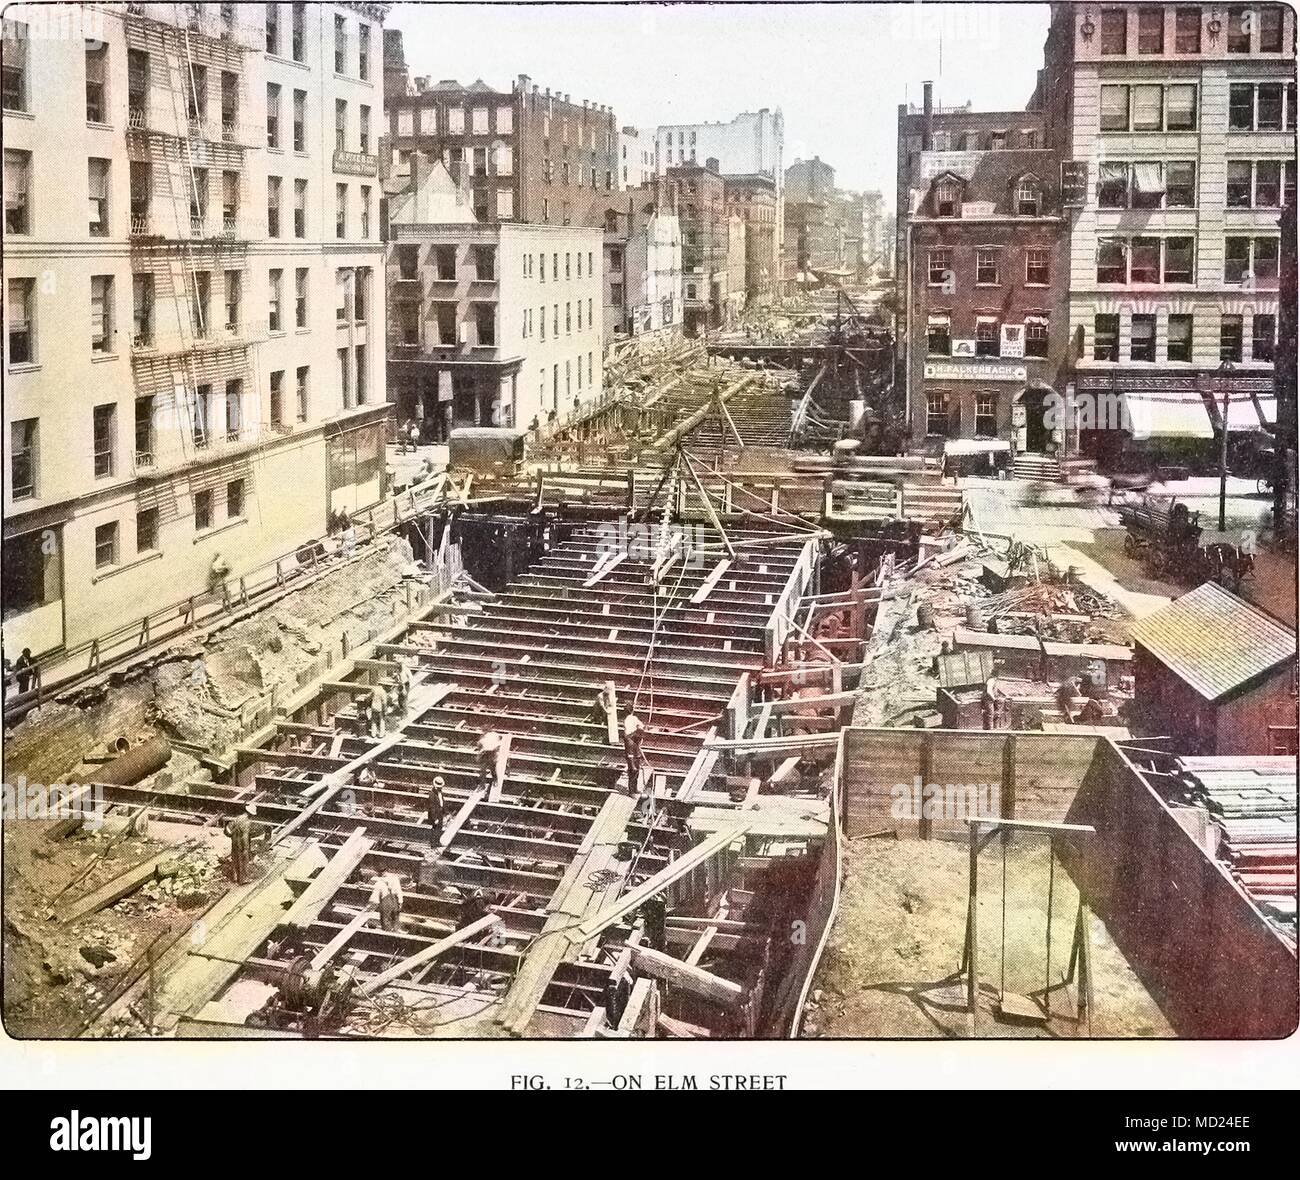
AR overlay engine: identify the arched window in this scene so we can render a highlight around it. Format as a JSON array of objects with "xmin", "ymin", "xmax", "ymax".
[
  {"xmin": 1015, "ymin": 177, "xmax": 1041, "ymax": 215},
  {"xmin": 935, "ymin": 178, "xmax": 962, "ymax": 217}
]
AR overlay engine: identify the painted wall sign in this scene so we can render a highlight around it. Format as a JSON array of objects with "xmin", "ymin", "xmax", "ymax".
[{"xmin": 924, "ymin": 361, "xmax": 1028, "ymax": 382}]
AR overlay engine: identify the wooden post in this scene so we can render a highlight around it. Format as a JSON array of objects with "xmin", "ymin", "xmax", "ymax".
[
  {"xmin": 1002, "ymin": 734, "xmax": 1017, "ymax": 818},
  {"xmin": 966, "ymin": 821, "xmax": 979, "ymax": 1035}
]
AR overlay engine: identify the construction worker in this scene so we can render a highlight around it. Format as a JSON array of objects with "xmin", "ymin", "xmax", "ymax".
[
  {"xmin": 477, "ymin": 730, "xmax": 503, "ymax": 792},
  {"xmin": 369, "ymin": 871, "xmax": 404, "ymax": 932},
  {"xmin": 357, "ymin": 765, "xmax": 378, "ymax": 812},
  {"xmin": 340, "ymin": 516, "xmax": 357, "ymax": 559},
  {"xmin": 427, "ymin": 775, "xmax": 446, "ymax": 847},
  {"xmin": 13, "ymin": 648, "xmax": 35, "ymax": 694},
  {"xmin": 981, "ymin": 675, "xmax": 1001, "ymax": 731},
  {"xmin": 1055, "ymin": 677, "xmax": 1080, "ymax": 724},
  {"xmin": 227, "ymin": 803, "xmax": 257, "ymax": 885},
  {"xmin": 366, "ymin": 683, "xmax": 388, "ymax": 738},
  {"xmin": 405, "ymin": 420, "xmax": 420, "ymax": 454},
  {"xmin": 396, "ymin": 658, "xmax": 413, "ymax": 713},
  {"xmin": 623, "ymin": 711, "xmax": 646, "ymax": 795},
  {"xmin": 459, "ymin": 886, "xmax": 490, "ymax": 929},
  {"xmin": 208, "ymin": 553, "xmax": 231, "ymax": 603}
]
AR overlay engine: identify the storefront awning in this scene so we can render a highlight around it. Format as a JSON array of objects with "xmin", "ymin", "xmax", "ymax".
[
  {"xmin": 1226, "ymin": 393, "xmax": 1277, "ymax": 431},
  {"xmin": 1122, "ymin": 388, "xmax": 1213, "ymax": 440},
  {"xmin": 944, "ymin": 438, "xmax": 1011, "ymax": 455}
]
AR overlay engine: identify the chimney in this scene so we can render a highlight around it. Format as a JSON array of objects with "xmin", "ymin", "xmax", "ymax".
[
  {"xmin": 706, "ymin": 157, "xmax": 719, "ymax": 174},
  {"xmin": 922, "ymin": 80, "xmax": 934, "ymax": 151},
  {"xmin": 415, "ymin": 76, "xmax": 429, "ymax": 94},
  {"xmin": 564, "ymin": 94, "xmax": 571, "ymax": 104}
]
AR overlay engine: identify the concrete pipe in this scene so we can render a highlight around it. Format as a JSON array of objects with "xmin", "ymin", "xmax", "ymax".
[{"xmin": 71, "ymin": 737, "xmax": 172, "ymax": 786}]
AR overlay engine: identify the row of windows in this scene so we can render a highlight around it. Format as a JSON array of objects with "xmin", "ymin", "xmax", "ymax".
[
  {"xmin": 393, "ymin": 102, "xmax": 513, "ymax": 138},
  {"xmin": 266, "ymin": 4, "xmax": 372, "ymax": 80},
  {"xmin": 1094, "ymin": 235, "xmax": 1279, "ymax": 285},
  {"xmin": 926, "ymin": 393, "xmax": 1001, "ymax": 439},
  {"xmin": 523, "ymin": 250, "xmax": 597, "ymax": 282},
  {"xmin": 267, "ymin": 85, "xmax": 373, "ymax": 154},
  {"xmin": 541, "ymin": 157, "xmax": 616, "ymax": 193},
  {"xmin": 1099, "ymin": 81, "xmax": 1297, "ymax": 133},
  {"xmin": 268, "ymin": 175, "xmax": 373, "ymax": 241},
  {"xmin": 926, "ymin": 314, "xmax": 1051, "ymax": 358},
  {"xmin": 1091, "ymin": 311, "xmax": 1275, "ymax": 363},
  {"xmin": 1097, "ymin": 6, "xmax": 1287, "ymax": 56},
  {"xmin": 1094, "ymin": 159, "xmax": 1296, "ymax": 209},
  {"xmin": 926, "ymin": 247, "xmax": 1052, "ymax": 287},
  {"xmin": 538, "ymin": 355, "xmax": 597, "ymax": 415},
  {"xmin": 521, "ymin": 299, "xmax": 598, "ymax": 340}
]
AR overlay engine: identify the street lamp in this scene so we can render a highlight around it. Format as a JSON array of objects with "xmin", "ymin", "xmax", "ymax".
[{"xmin": 1218, "ymin": 359, "xmax": 1234, "ymax": 532}]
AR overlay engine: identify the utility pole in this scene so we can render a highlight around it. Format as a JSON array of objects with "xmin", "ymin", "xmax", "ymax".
[{"xmin": 1218, "ymin": 360, "xmax": 1234, "ymax": 532}]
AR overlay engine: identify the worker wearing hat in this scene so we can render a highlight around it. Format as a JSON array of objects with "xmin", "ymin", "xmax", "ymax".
[
  {"xmin": 227, "ymin": 803, "xmax": 257, "ymax": 885},
  {"xmin": 427, "ymin": 775, "xmax": 446, "ymax": 848}
]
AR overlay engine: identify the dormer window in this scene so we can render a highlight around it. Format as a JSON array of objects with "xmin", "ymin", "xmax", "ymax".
[
  {"xmin": 1015, "ymin": 177, "xmax": 1042, "ymax": 215},
  {"xmin": 935, "ymin": 177, "xmax": 962, "ymax": 217}
]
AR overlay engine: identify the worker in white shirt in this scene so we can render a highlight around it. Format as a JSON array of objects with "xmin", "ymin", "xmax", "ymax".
[
  {"xmin": 366, "ymin": 683, "xmax": 388, "ymax": 738},
  {"xmin": 369, "ymin": 872, "xmax": 404, "ymax": 932},
  {"xmin": 622, "ymin": 711, "xmax": 646, "ymax": 795},
  {"xmin": 477, "ymin": 730, "xmax": 503, "ymax": 792}
]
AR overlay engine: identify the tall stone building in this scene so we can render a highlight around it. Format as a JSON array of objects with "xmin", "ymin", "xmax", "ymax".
[{"xmin": 3, "ymin": 1, "xmax": 389, "ymax": 665}]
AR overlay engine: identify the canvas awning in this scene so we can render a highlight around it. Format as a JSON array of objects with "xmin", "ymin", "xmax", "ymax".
[
  {"xmin": 1225, "ymin": 393, "xmax": 1277, "ymax": 430},
  {"xmin": 1121, "ymin": 388, "xmax": 1213, "ymax": 440}
]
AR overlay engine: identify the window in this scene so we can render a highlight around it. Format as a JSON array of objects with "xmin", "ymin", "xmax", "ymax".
[
  {"xmin": 335, "ymin": 98, "xmax": 347, "ymax": 151},
  {"xmin": 225, "ymin": 378, "xmax": 242, "ymax": 440},
  {"xmin": 925, "ymin": 393, "xmax": 949, "ymax": 436},
  {"xmin": 1132, "ymin": 85, "xmax": 1163, "ymax": 131},
  {"xmin": 1166, "ymin": 162, "xmax": 1196, "ymax": 206},
  {"xmin": 88, "ymin": 158, "xmax": 110, "ymax": 236},
  {"xmin": 1015, "ymin": 178, "xmax": 1040, "ymax": 215},
  {"xmin": 927, "ymin": 248, "xmax": 951, "ymax": 285},
  {"xmin": 1164, "ymin": 237, "xmax": 1194, "ymax": 283},
  {"xmin": 1258, "ymin": 84, "xmax": 1285, "ymax": 130},
  {"xmin": 227, "ymin": 478, "xmax": 245, "ymax": 519},
  {"xmin": 4, "ymin": 149, "xmax": 30, "ymax": 234},
  {"xmin": 431, "ymin": 302, "xmax": 455, "ymax": 346},
  {"xmin": 10, "ymin": 418, "xmax": 36, "ymax": 499},
  {"xmin": 91, "ymin": 275, "xmax": 114, "ymax": 354},
  {"xmin": 1130, "ymin": 313, "xmax": 1157, "ymax": 361},
  {"xmin": 497, "ymin": 189, "xmax": 514, "ymax": 219},
  {"xmin": 194, "ymin": 489, "xmax": 213, "ymax": 532},
  {"xmin": 1098, "ymin": 162, "xmax": 1129, "ymax": 208},
  {"xmin": 190, "ymin": 166, "xmax": 209, "ymax": 233},
  {"xmin": 1220, "ymin": 314, "xmax": 1244, "ymax": 362},
  {"xmin": 358, "ymin": 23, "xmax": 370, "ymax": 80},
  {"xmin": 334, "ymin": 14, "xmax": 346, "ymax": 75},
  {"xmin": 269, "ymin": 369, "xmax": 284, "ymax": 426},
  {"xmin": 288, "ymin": 267, "xmax": 306, "ymax": 331},
  {"xmin": 539, "ymin": 303, "xmax": 546, "ymax": 340},
  {"xmin": 292, "ymin": 3, "xmax": 305, "ymax": 61},
  {"xmin": 338, "ymin": 347, "xmax": 351, "ymax": 407},
  {"xmin": 1167, "ymin": 313, "xmax": 1193, "ymax": 362},
  {"xmin": 360, "ymin": 185, "xmax": 371, "ymax": 238},
  {"xmin": 1131, "ymin": 162, "xmax": 1163, "ymax": 209},
  {"xmin": 3, "ymin": 20, "xmax": 28, "ymax": 113},
  {"xmin": 397, "ymin": 245, "xmax": 418, "ymax": 281},
  {"xmin": 1260, "ymin": 6, "xmax": 1285, "ymax": 51},
  {"xmin": 268, "ymin": 268, "xmax": 282, "ymax": 333},
  {"xmin": 474, "ymin": 245, "xmax": 496, "ymax": 281},
  {"xmin": 975, "ymin": 249, "xmax": 1000, "ymax": 285},
  {"xmin": 474, "ymin": 303, "xmax": 495, "ymax": 347},
  {"xmin": 1229, "ymin": 83, "xmax": 1255, "ymax": 130},
  {"xmin": 1253, "ymin": 313, "xmax": 1277, "ymax": 362},
  {"xmin": 358, "ymin": 104, "xmax": 371, "ymax": 155},
  {"xmin": 294, "ymin": 179, "xmax": 306, "ymax": 237},
  {"xmin": 1166, "ymin": 84, "xmax": 1197, "ymax": 130},
  {"xmin": 267, "ymin": 175, "xmax": 281, "ymax": 237},
  {"xmin": 1094, "ymin": 314, "xmax": 1120, "ymax": 361},
  {"xmin": 267, "ymin": 83, "xmax": 281, "ymax": 148},
  {"xmin": 1227, "ymin": 6, "xmax": 1251, "ymax": 52},
  {"xmin": 292, "ymin": 89, "xmax": 306, "ymax": 152},
  {"xmin": 1100, "ymin": 85, "xmax": 1130, "ymax": 131},
  {"xmin": 1097, "ymin": 238, "xmax": 1127, "ymax": 283},
  {"xmin": 6, "ymin": 277, "xmax": 34, "ymax": 366},
  {"xmin": 1025, "ymin": 248, "xmax": 1050, "ymax": 286},
  {"xmin": 1137, "ymin": 8, "xmax": 1164, "ymax": 53},
  {"xmin": 93, "ymin": 403, "xmax": 116, "ymax": 477},
  {"xmin": 335, "ymin": 183, "xmax": 346, "ymax": 238},
  {"xmin": 85, "ymin": 41, "xmax": 107, "ymax": 123},
  {"xmin": 565, "ymin": 302, "xmax": 572, "ymax": 334},
  {"xmin": 353, "ymin": 268, "xmax": 368, "ymax": 323},
  {"xmin": 223, "ymin": 269, "xmax": 241, "ymax": 332},
  {"xmin": 132, "ymin": 396, "xmax": 155, "ymax": 470},
  {"xmin": 296, "ymin": 366, "xmax": 309, "ymax": 421},
  {"xmin": 975, "ymin": 317, "xmax": 1000, "ymax": 357},
  {"xmin": 975, "ymin": 395, "xmax": 997, "ymax": 437},
  {"xmin": 1286, "ymin": 161, "xmax": 1297, "ymax": 209},
  {"xmin": 1174, "ymin": 7, "xmax": 1201, "ymax": 52},
  {"xmin": 186, "ymin": 62, "xmax": 206, "ymax": 127},
  {"xmin": 1225, "ymin": 236, "xmax": 1253, "ymax": 283},
  {"xmin": 221, "ymin": 170, "xmax": 239, "ymax": 232},
  {"xmin": 1255, "ymin": 160, "xmax": 1282, "ymax": 207},
  {"xmin": 1100, "ymin": 8, "xmax": 1127, "ymax": 54},
  {"xmin": 1025, "ymin": 316, "xmax": 1049, "ymax": 358},
  {"xmin": 191, "ymin": 271, "xmax": 210, "ymax": 338},
  {"xmin": 1253, "ymin": 237, "xmax": 1280, "ymax": 282},
  {"xmin": 132, "ymin": 273, "xmax": 154, "ymax": 347},
  {"xmin": 926, "ymin": 314, "xmax": 951, "ymax": 356},
  {"xmin": 1125, "ymin": 237, "xmax": 1158, "ymax": 284},
  {"xmin": 265, "ymin": 2, "xmax": 280, "ymax": 54},
  {"xmin": 935, "ymin": 177, "xmax": 961, "ymax": 216},
  {"xmin": 434, "ymin": 246, "xmax": 456, "ymax": 281},
  {"xmin": 335, "ymin": 268, "xmax": 351, "ymax": 322},
  {"xmin": 192, "ymin": 383, "xmax": 211, "ymax": 448},
  {"xmin": 95, "ymin": 522, "xmax": 119, "ymax": 569}
]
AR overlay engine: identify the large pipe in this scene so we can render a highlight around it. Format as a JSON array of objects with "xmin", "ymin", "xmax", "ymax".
[{"xmin": 70, "ymin": 738, "xmax": 172, "ymax": 787}]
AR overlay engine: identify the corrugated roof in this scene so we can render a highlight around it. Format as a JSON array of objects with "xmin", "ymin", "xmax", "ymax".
[{"xmin": 1133, "ymin": 582, "xmax": 1297, "ymax": 701}]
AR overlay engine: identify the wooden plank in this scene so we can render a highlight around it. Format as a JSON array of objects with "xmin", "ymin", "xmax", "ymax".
[
  {"xmin": 59, "ymin": 846, "xmax": 196, "ymax": 925},
  {"xmin": 309, "ymin": 907, "xmax": 376, "ymax": 971},
  {"xmin": 768, "ymin": 756, "xmax": 802, "ymax": 786},
  {"xmin": 691, "ymin": 558, "xmax": 732, "ymax": 604},
  {"xmin": 583, "ymin": 551, "xmax": 628, "ymax": 588},
  {"xmin": 282, "ymin": 827, "xmax": 372, "ymax": 931},
  {"xmin": 574, "ymin": 820, "xmax": 753, "ymax": 941},
  {"xmin": 358, "ymin": 913, "xmax": 502, "ymax": 997},
  {"xmin": 677, "ymin": 729, "xmax": 719, "ymax": 801},
  {"xmin": 618, "ymin": 976, "xmax": 655, "ymax": 1035},
  {"xmin": 629, "ymin": 944, "xmax": 744, "ymax": 1010},
  {"xmin": 604, "ymin": 680, "xmax": 619, "ymax": 745},
  {"xmin": 439, "ymin": 786, "xmax": 485, "ymax": 848}
]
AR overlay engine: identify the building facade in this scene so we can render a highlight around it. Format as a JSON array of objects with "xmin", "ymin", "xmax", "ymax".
[
  {"xmin": 387, "ymin": 159, "xmax": 603, "ymax": 435},
  {"xmin": 654, "ymin": 108, "xmax": 785, "ymax": 265},
  {"xmin": 1037, "ymin": 2, "xmax": 1296, "ymax": 463},
  {"xmin": 723, "ymin": 173, "xmax": 777, "ymax": 304},
  {"xmin": 2, "ymin": 1, "xmax": 388, "ymax": 663},
  {"xmin": 601, "ymin": 185, "xmax": 683, "ymax": 345},
  {"xmin": 666, "ymin": 160, "xmax": 731, "ymax": 334},
  {"xmin": 618, "ymin": 126, "xmax": 655, "ymax": 190},
  {"xmin": 382, "ymin": 37, "xmax": 618, "ymax": 231},
  {"xmin": 896, "ymin": 86, "xmax": 1069, "ymax": 452}
]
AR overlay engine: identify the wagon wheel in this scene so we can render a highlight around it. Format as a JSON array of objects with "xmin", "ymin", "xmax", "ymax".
[{"xmin": 1257, "ymin": 476, "xmax": 1273, "ymax": 496}]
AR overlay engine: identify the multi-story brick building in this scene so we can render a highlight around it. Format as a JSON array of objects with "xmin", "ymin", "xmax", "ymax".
[
  {"xmin": 1036, "ymin": 2, "xmax": 1296, "ymax": 464},
  {"xmin": 2, "ymin": 1, "xmax": 388, "ymax": 664},
  {"xmin": 896, "ymin": 85, "xmax": 1069, "ymax": 454},
  {"xmin": 666, "ymin": 160, "xmax": 732, "ymax": 334},
  {"xmin": 723, "ymin": 173, "xmax": 777, "ymax": 304},
  {"xmin": 382, "ymin": 33, "xmax": 618, "ymax": 230},
  {"xmin": 387, "ymin": 155, "xmax": 602, "ymax": 435},
  {"xmin": 601, "ymin": 184, "xmax": 683, "ymax": 345}
]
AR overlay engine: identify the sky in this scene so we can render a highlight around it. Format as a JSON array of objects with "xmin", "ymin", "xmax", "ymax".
[{"xmin": 390, "ymin": 1, "xmax": 1052, "ymax": 204}]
